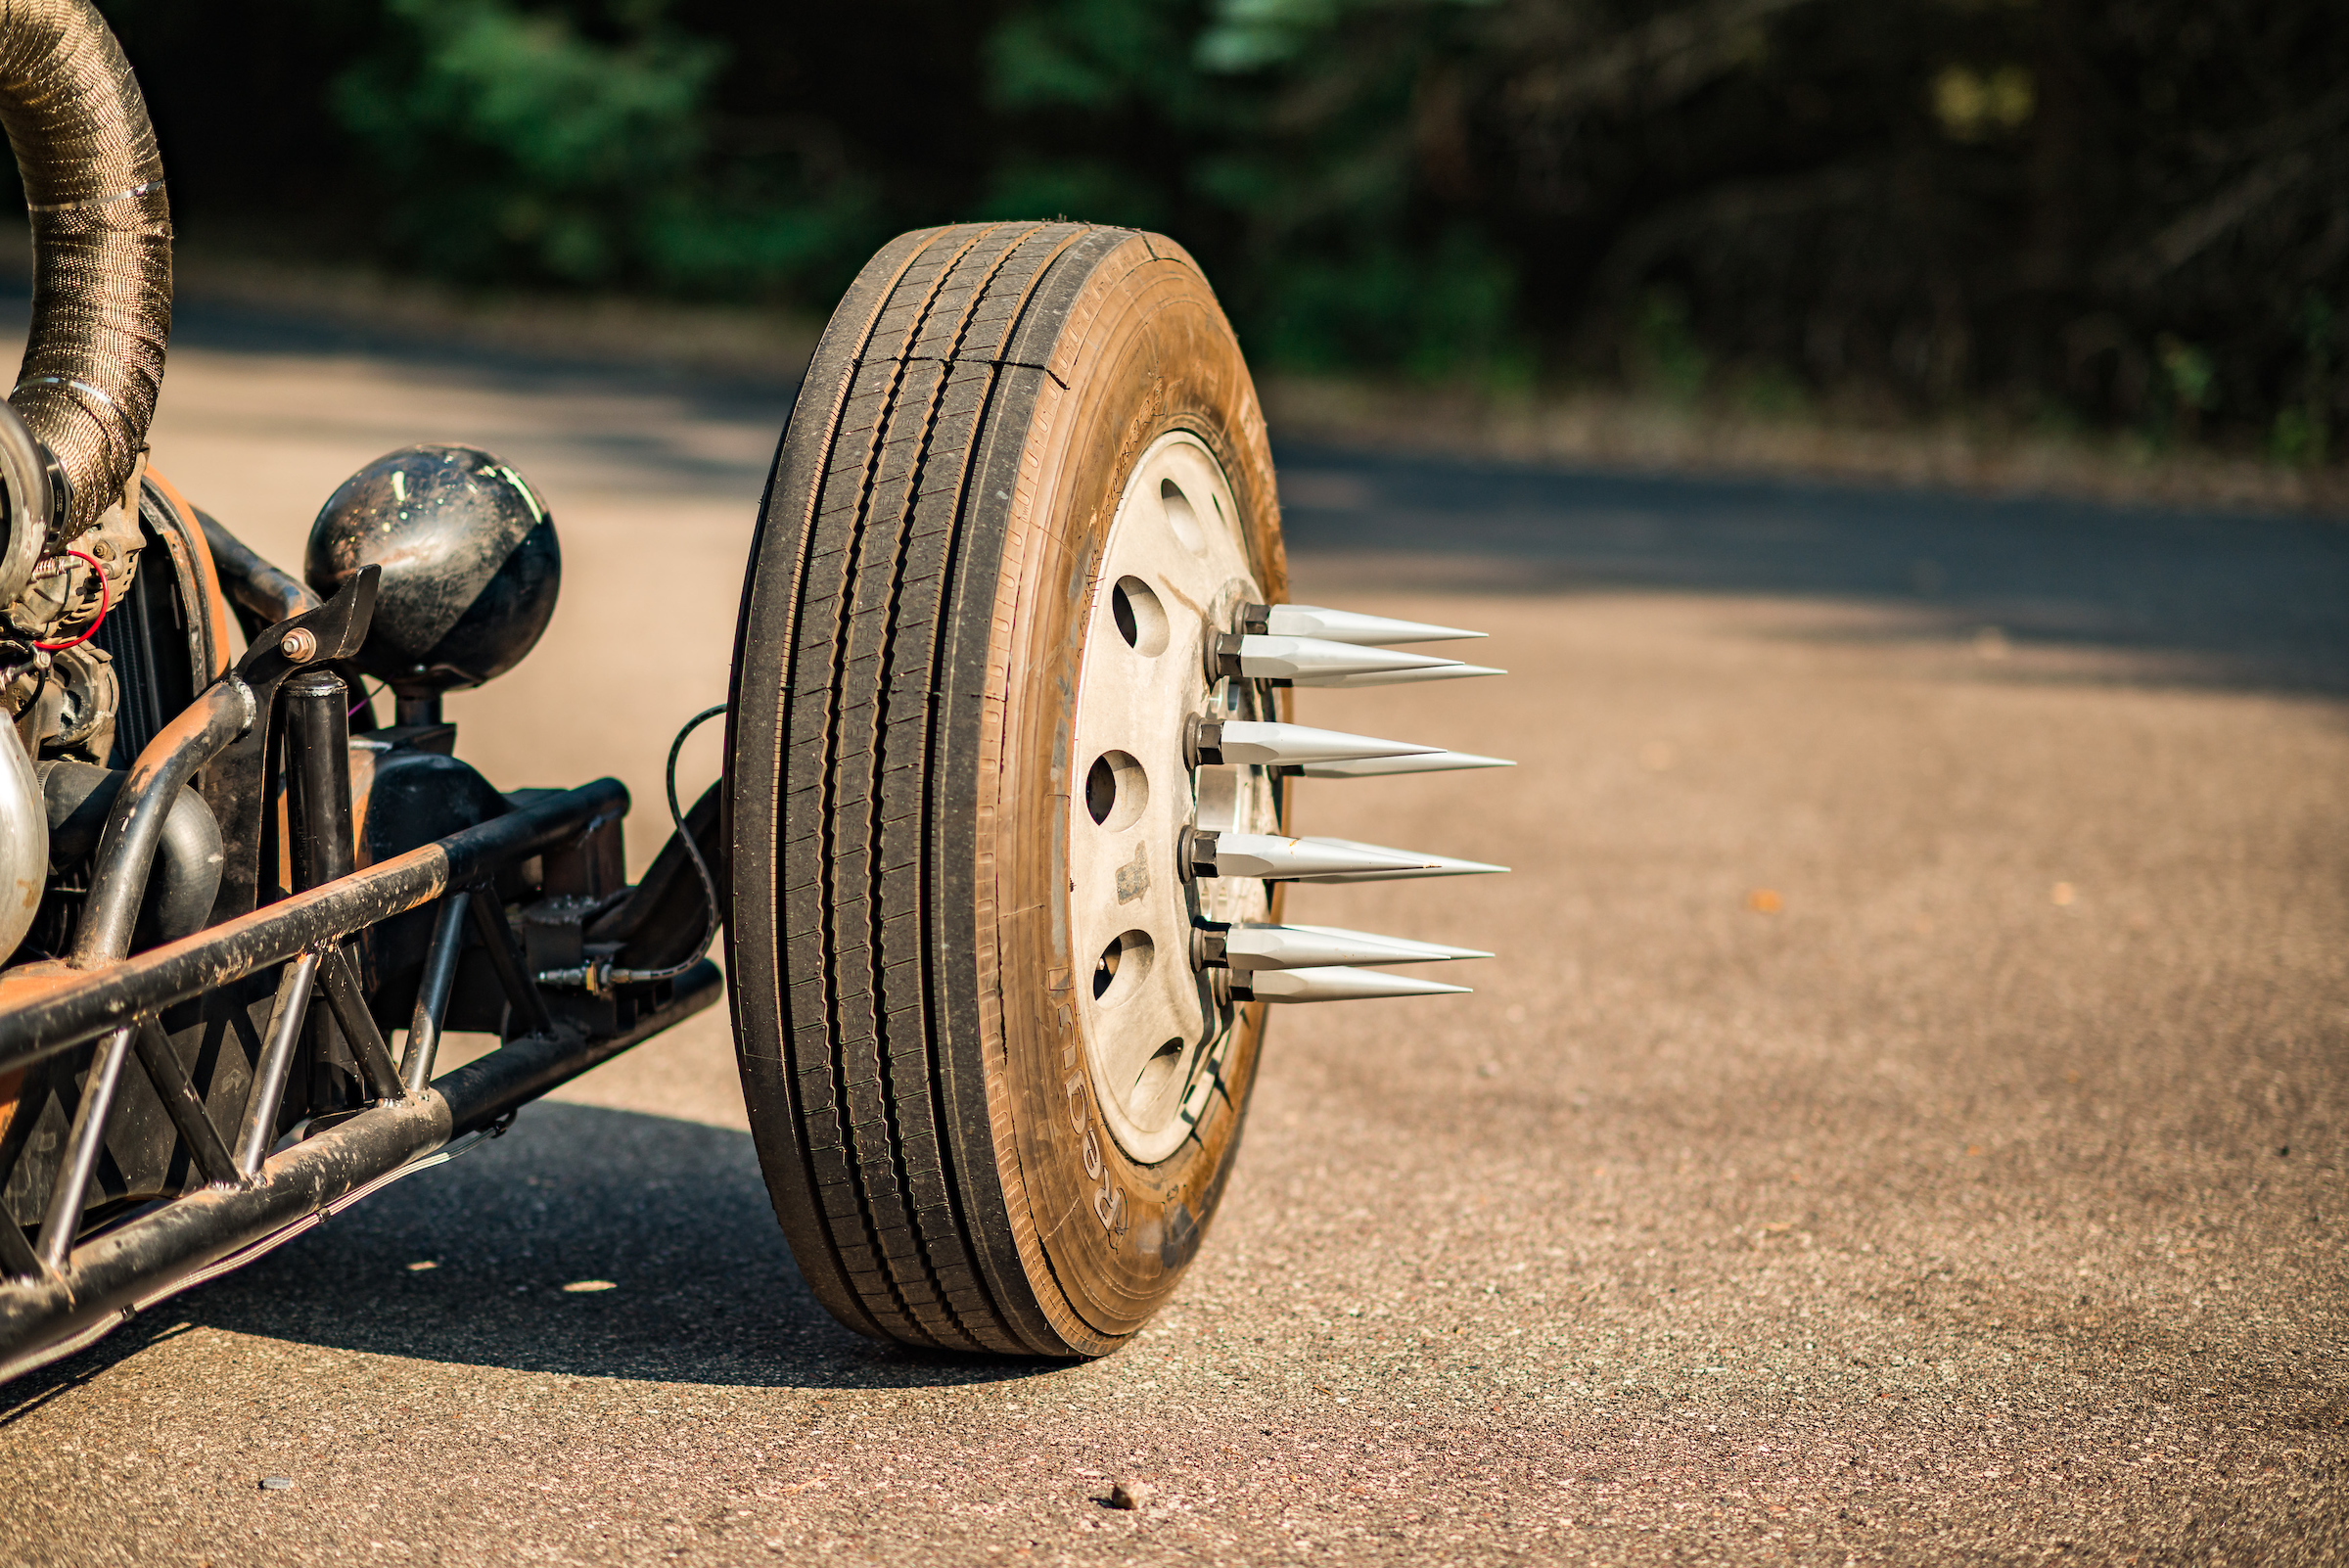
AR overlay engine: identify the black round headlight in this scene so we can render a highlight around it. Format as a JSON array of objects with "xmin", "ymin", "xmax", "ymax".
[{"xmin": 304, "ymin": 444, "xmax": 561, "ymax": 693}]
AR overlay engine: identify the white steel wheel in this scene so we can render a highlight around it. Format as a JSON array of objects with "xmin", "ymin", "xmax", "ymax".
[{"xmin": 1068, "ymin": 433, "xmax": 1281, "ymax": 1166}]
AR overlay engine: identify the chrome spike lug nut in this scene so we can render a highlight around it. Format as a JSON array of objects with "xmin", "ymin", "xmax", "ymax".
[
  {"xmin": 1233, "ymin": 966, "xmax": 1473, "ymax": 1002},
  {"xmin": 1284, "ymin": 838, "xmax": 1508, "ymax": 882},
  {"xmin": 1240, "ymin": 602, "xmax": 1486, "ymax": 645},
  {"xmin": 1187, "ymin": 831, "xmax": 1446, "ymax": 881},
  {"xmin": 1193, "ymin": 717, "xmax": 1439, "ymax": 768},
  {"xmin": 1213, "ymin": 633, "xmax": 1463, "ymax": 684},
  {"xmin": 1287, "ymin": 661, "xmax": 1505, "ymax": 689},
  {"xmin": 1221, "ymin": 923, "xmax": 1491, "ymax": 970},
  {"xmin": 1299, "ymin": 749, "xmax": 1515, "ymax": 779}
]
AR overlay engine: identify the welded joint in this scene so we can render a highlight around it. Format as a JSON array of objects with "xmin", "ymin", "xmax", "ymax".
[{"xmin": 316, "ymin": 945, "xmax": 405, "ymax": 1102}]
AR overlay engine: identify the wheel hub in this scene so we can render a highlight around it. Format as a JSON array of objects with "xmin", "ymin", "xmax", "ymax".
[{"xmin": 1068, "ymin": 433, "xmax": 1278, "ymax": 1165}]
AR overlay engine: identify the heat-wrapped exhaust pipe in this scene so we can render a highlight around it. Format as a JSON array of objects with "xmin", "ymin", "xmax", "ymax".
[
  {"xmin": 0, "ymin": 0, "xmax": 171, "ymax": 965},
  {"xmin": 0, "ymin": 0, "xmax": 170, "ymax": 545}
]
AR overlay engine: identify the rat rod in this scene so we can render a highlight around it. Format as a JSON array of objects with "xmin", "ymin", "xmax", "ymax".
[{"xmin": 0, "ymin": 0, "xmax": 1508, "ymax": 1380}]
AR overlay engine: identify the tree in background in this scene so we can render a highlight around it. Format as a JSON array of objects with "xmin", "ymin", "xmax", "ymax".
[{"xmin": 92, "ymin": 0, "xmax": 2349, "ymax": 459}]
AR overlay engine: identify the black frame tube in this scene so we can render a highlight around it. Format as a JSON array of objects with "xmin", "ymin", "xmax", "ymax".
[
  {"xmin": 130, "ymin": 1015, "xmax": 238, "ymax": 1188},
  {"xmin": 0, "ymin": 961, "xmax": 719, "ymax": 1382},
  {"xmin": 34, "ymin": 1025, "xmax": 133, "ymax": 1270},
  {"xmin": 317, "ymin": 945, "xmax": 403, "ymax": 1101},
  {"xmin": 399, "ymin": 890, "xmax": 471, "ymax": 1093},
  {"xmin": 234, "ymin": 950, "xmax": 317, "ymax": 1176},
  {"xmin": 196, "ymin": 508, "xmax": 320, "ymax": 626},
  {"xmin": 284, "ymin": 669, "xmax": 353, "ymax": 894},
  {"xmin": 0, "ymin": 777, "xmax": 629, "ymax": 1076},
  {"xmin": 67, "ymin": 677, "xmax": 251, "ymax": 966},
  {"xmin": 468, "ymin": 891, "xmax": 553, "ymax": 1039}
]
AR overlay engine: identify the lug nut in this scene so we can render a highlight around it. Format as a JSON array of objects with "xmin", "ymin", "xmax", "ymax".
[
  {"xmin": 1233, "ymin": 965, "xmax": 1473, "ymax": 1003},
  {"xmin": 1299, "ymin": 749, "xmax": 1515, "ymax": 778},
  {"xmin": 1179, "ymin": 826, "xmax": 1221, "ymax": 881},
  {"xmin": 1242, "ymin": 602, "xmax": 1486, "ymax": 645},
  {"xmin": 1213, "ymin": 633, "xmax": 1461, "ymax": 684},
  {"xmin": 1196, "ymin": 718, "xmax": 1440, "ymax": 768},
  {"xmin": 1287, "ymin": 661, "xmax": 1504, "ymax": 689}
]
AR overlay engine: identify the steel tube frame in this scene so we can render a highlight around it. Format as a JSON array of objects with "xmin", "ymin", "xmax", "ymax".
[
  {"xmin": 0, "ymin": 962, "xmax": 719, "ymax": 1383},
  {"xmin": 33, "ymin": 1026, "xmax": 135, "ymax": 1270},
  {"xmin": 399, "ymin": 890, "xmax": 471, "ymax": 1093},
  {"xmin": 0, "ymin": 778, "xmax": 630, "ymax": 1077},
  {"xmin": 234, "ymin": 951, "xmax": 320, "ymax": 1176},
  {"xmin": 67, "ymin": 679, "xmax": 253, "ymax": 966},
  {"xmin": 131, "ymin": 1015, "xmax": 238, "ymax": 1188}
]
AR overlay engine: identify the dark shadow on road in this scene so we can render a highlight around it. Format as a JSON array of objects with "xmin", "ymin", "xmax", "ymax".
[
  {"xmin": 1, "ymin": 1103, "xmax": 1054, "ymax": 1408},
  {"xmin": 1273, "ymin": 442, "xmax": 2349, "ymax": 695}
]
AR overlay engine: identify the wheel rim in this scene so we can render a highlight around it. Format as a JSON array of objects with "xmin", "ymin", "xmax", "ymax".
[{"xmin": 1068, "ymin": 432, "xmax": 1278, "ymax": 1165}]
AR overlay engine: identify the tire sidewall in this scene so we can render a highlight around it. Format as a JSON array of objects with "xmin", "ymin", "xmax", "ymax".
[{"xmin": 985, "ymin": 237, "xmax": 1286, "ymax": 1348}]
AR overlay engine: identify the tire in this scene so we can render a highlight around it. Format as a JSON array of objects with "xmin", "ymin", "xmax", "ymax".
[{"xmin": 724, "ymin": 222, "xmax": 1288, "ymax": 1357}]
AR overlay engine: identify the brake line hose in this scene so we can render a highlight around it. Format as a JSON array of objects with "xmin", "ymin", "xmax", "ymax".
[
  {"xmin": 0, "ymin": 0, "xmax": 171, "ymax": 544},
  {"xmin": 537, "ymin": 704, "xmax": 727, "ymax": 992},
  {"xmin": 611, "ymin": 703, "xmax": 728, "ymax": 985}
]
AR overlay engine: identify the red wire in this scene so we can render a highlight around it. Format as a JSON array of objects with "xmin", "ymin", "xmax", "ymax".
[{"xmin": 32, "ymin": 547, "xmax": 111, "ymax": 652}]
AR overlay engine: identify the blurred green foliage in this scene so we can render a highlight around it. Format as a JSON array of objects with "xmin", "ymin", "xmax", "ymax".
[
  {"xmin": 93, "ymin": 0, "xmax": 2349, "ymax": 454},
  {"xmin": 332, "ymin": 0, "xmax": 720, "ymax": 283}
]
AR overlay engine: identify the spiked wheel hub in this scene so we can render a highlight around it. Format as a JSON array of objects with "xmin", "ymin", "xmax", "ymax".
[
  {"xmin": 1070, "ymin": 462, "xmax": 1519, "ymax": 1159},
  {"xmin": 1069, "ymin": 433, "xmax": 1277, "ymax": 1164}
]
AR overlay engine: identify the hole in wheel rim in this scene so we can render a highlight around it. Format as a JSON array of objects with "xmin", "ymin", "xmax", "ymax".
[
  {"xmin": 1085, "ymin": 751, "xmax": 1148, "ymax": 830},
  {"xmin": 1160, "ymin": 481, "xmax": 1206, "ymax": 554},
  {"xmin": 1092, "ymin": 930, "xmax": 1153, "ymax": 1004},
  {"xmin": 1110, "ymin": 576, "xmax": 1168, "ymax": 655},
  {"xmin": 1130, "ymin": 1038, "xmax": 1186, "ymax": 1105}
]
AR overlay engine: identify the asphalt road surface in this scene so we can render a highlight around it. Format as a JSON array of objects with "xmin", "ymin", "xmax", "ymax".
[{"xmin": 3, "ymin": 299, "xmax": 2346, "ymax": 1567}]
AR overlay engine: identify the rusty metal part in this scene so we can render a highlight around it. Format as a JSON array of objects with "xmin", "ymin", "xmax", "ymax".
[
  {"xmin": 0, "ymin": 0, "xmax": 171, "ymax": 545},
  {"xmin": 138, "ymin": 472, "xmax": 231, "ymax": 685},
  {"xmin": 73, "ymin": 567, "xmax": 377, "ymax": 960},
  {"xmin": 0, "ymin": 776, "xmax": 630, "ymax": 1077},
  {"xmin": 0, "ymin": 957, "xmax": 716, "ymax": 1385}
]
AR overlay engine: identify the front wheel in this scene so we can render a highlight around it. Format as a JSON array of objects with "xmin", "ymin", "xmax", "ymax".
[{"xmin": 724, "ymin": 223, "xmax": 1287, "ymax": 1356}]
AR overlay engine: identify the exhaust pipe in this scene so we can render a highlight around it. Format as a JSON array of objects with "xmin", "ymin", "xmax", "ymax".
[
  {"xmin": 0, "ymin": 0, "xmax": 172, "ymax": 961},
  {"xmin": 0, "ymin": 0, "xmax": 171, "ymax": 546}
]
